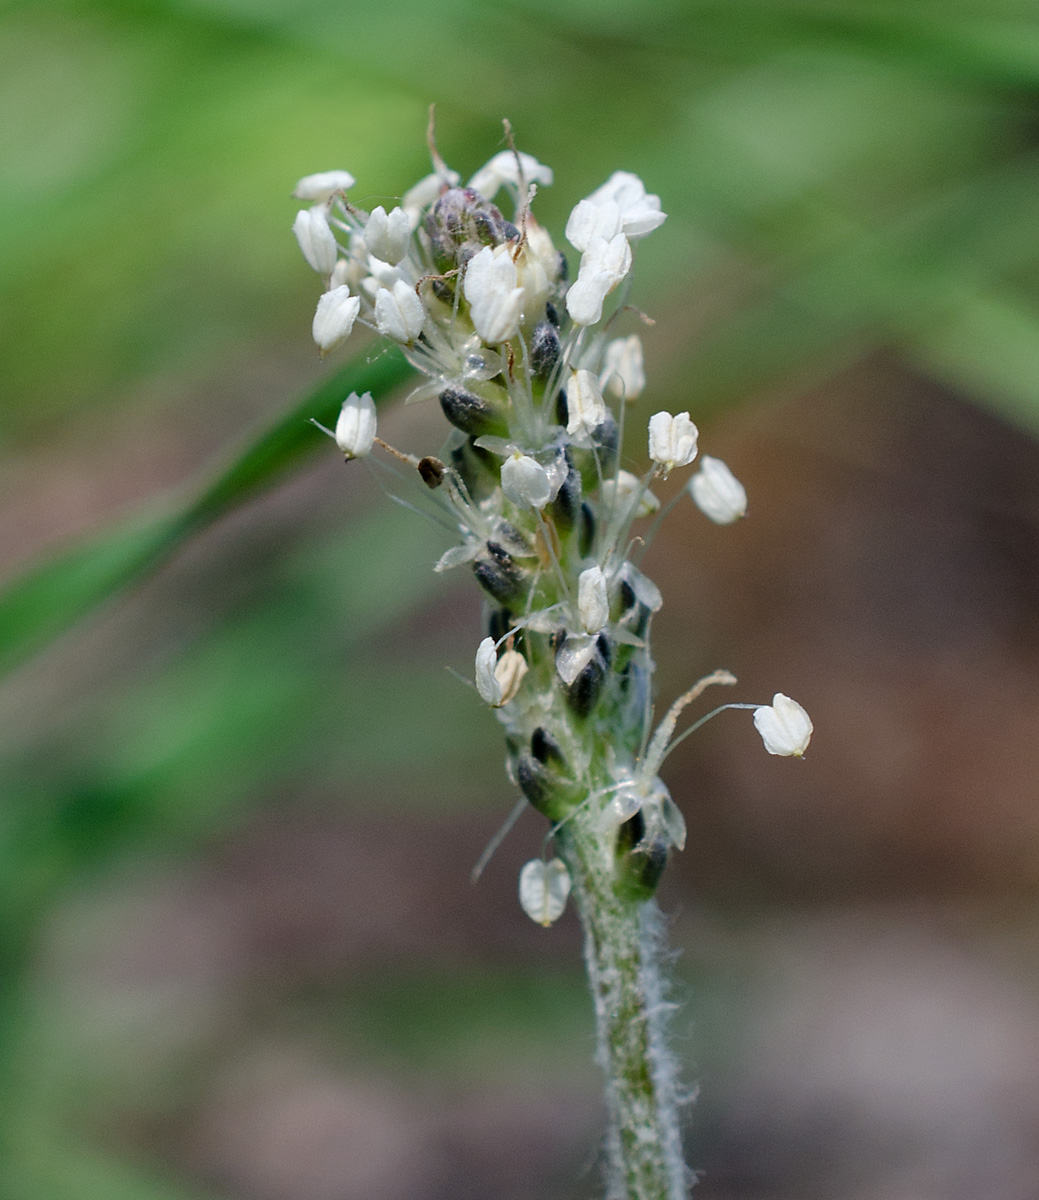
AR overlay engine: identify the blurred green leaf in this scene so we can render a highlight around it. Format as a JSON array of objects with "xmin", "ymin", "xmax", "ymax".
[{"xmin": 0, "ymin": 347, "xmax": 409, "ymax": 679}]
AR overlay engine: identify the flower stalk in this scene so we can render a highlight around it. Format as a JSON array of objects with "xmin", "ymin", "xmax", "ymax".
[{"xmin": 291, "ymin": 118, "xmax": 811, "ymax": 1198}]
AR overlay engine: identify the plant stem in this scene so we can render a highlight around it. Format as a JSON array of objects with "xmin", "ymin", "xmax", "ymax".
[{"xmin": 558, "ymin": 804, "xmax": 688, "ymax": 1200}]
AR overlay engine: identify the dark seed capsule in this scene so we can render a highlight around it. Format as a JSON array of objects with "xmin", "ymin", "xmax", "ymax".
[
  {"xmin": 578, "ymin": 502, "xmax": 596, "ymax": 559},
  {"xmin": 555, "ymin": 389, "xmax": 569, "ymax": 427},
  {"xmin": 417, "ymin": 456, "xmax": 445, "ymax": 489},
  {"xmin": 431, "ymin": 278, "xmax": 455, "ymax": 304},
  {"xmin": 567, "ymin": 654, "xmax": 606, "ymax": 719},
  {"xmin": 596, "ymin": 631, "xmax": 614, "ymax": 669},
  {"xmin": 545, "ymin": 301, "xmax": 561, "ymax": 327},
  {"xmin": 439, "ymin": 385, "xmax": 509, "ymax": 439},
  {"xmin": 531, "ymin": 727, "xmax": 566, "ymax": 768},
  {"xmin": 488, "ymin": 607, "xmax": 513, "ymax": 643},
  {"xmin": 516, "ymin": 755, "xmax": 568, "ymax": 820},
  {"xmin": 548, "ymin": 459, "xmax": 581, "ymax": 533},
  {"xmin": 592, "ymin": 411, "xmax": 619, "ymax": 464},
  {"xmin": 495, "ymin": 521, "xmax": 535, "ymax": 558},
  {"xmin": 486, "ymin": 540, "xmax": 513, "ymax": 568},
  {"xmin": 530, "ymin": 321, "xmax": 561, "ymax": 380},
  {"xmin": 473, "ymin": 554, "xmax": 525, "ymax": 606},
  {"xmin": 616, "ymin": 835, "xmax": 670, "ymax": 901},
  {"xmin": 450, "ymin": 437, "xmax": 498, "ymax": 498}
]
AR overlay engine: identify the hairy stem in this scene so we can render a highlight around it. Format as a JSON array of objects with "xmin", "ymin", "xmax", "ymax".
[{"xmin": 558, "ymin": 805, "xmax": 688, "ymax": 1200}]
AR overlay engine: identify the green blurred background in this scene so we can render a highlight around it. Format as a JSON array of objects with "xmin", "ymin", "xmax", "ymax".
[{"xmin": 5, "ymin": 1, "xmax": 1039, "ymax": 1196}]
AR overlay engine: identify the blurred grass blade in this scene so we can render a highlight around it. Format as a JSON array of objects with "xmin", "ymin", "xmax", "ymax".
[{"xmin": 0, "ymin": 347, "xmax": 410, "ymax": 679}]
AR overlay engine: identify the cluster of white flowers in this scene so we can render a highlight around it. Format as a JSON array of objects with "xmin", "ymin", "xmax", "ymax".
[{"xmin": 293, "ymin": 138, "xmax": 811, "ymax": 927}]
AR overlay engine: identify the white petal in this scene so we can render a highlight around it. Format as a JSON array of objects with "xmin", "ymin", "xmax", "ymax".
[
  {"xmin": 293, "ymin": 207, "xmax": 339, "ymax": 275},
  {"xmin": 566, "ymin": 369, "xmax": 607, "ymax": 437},
  {"xmin": 312, "ymin": 287, "xmax": 360, "ymax": 353},
  {"xmin": 365, "ymin": 205, "xmax": 411, "ymax": 265},
  {"xmin": 577, "ymin": 566, "xmax": 609, "ymax": 634},
  {"xmin": 518, "ymin": 859, "xmax": 571, "ymax": 927},
  {"xmin": 601, "ymin": 335, "xmax": 645, "ymax": 401},
  {"xmin": 292, "ymin": 170, "xmax": 355, "ymax": 202},
  {"xmin": 469, "ymin": 151, "xmax": 553, "ymax": 200},
  {"xmin": 374, "ymin": 279, "xmax": 425, "ymax": 343},
  {"xmin": 753, "ymin": 693, "xmax": 813, "ymax": 757},
  {"xmin": 501, "ymin": 454, "xmax": 551, "ymax": 508},
  {"xmin": 475, "ymin": 637, "xmax": 502, "ymax": 706},
  {"xmin": 565, "ymin": 199, "xmax": 623, "ymax": 253},
  {"xmin": 690, "ymin": 456, "xmax": 747, "ymax": 524},
  {"xmin": 333, "ymin": 391, "xmax": 376, "ymax": 459}
]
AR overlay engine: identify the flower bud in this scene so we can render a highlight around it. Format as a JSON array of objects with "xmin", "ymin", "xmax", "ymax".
[
  {"xmin": 364, "ymin": 205, "xmax": 411, "ymax": 265},
  {"xmin": 464, "ymin": 245, "xmax": 526, "ymax": 345},
  {"xmin": 474, "ymin": 638, "xmax": 529, "ymax": 707},
  {"xmin": 425, "ymin": 188, "xmax": 516, "ymax": 271},
  {"xmin": 648, "ymin": 411, "xmax": 698, "ymax": 474},
  {"xmin": 577, "ymin": 566, "xmax": 609, "ymax": 634},
  {"xmin": 293, "ymin": 206, "xmax": 339, "ymax": 275},
  {"xmin": 334, "ymin": 391, "xmax": 376, "ymax": 459},
  {"xmin": 601, "ymin": 335, "xmax": 645, "ymax": 400},
  {"xmin": 374, "ymin": 279, "xmax": 425, "ymax": 343},
  {"xmin": 518, "ymin": 858, "xmax": 570, "ymax": 927},
  {"xmin": 753, "ymin": 694, "xmax": 813, "ymax": 757},
  {"xmin": 292, "ymin": 170, "xmax": 355, "ymax": 202},
  {"xmin": 501, "ymin": 454, "xmax": 552, "ymax": 509},
  {"xmin": 565, "ymin": 370, "xmax": 608, "ymax": 439},
  {"xmin": 312, "ymin": 286, "xmax": 361, "ymax": 354},
  {"xmin": 689, "ymin": 456, "xmax": 747, "ymax": 524}
]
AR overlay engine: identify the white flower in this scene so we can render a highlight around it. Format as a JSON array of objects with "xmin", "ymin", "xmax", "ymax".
[
  {"xmin": 475, "ymin": 638, "xmax": 528, "ymax": 707},
  {"xmin": 518, "ymin": 859, "xmax": 571, "ymax": 927},
  {"xmin": 601, "ymin": 335, "xmax": 645, "ymax": 400},
  {"xmin": 600, "ymin": 470, "xmax": 659, "ymax": 517},
  {"xmin": 334, "ymin": 391, "xmax": 377, "ymax": 459},
  {"xmin": 463, "ymin": 246, "xmax": 526, "ymax": 345},
  {"xmin": 312, "ymin": 286, "xmax": 361, "ymax": 354},
  {"xmin": 584, "ymin": 170, "xmax": 666, "ymax": 240},
  {"xmin": 501, "ymin": 454, "xmax": 552, "ymax": 509},
  {"xmin": 364, "ymin": 205, "xmax": 411, "ymax": 266},
  {"xmin": 648, "ymin": 411, "xmax": 698, "ymax": 474},
  {"xmin": 565, "ymin": 370, "xmax": 607, "ymax": 438},
  {"xmin": 565, "ymin": 234, "xmax": 632, "ymax": 327},
  {"xmin": 468, "ymin": 151, "xmax": 554, "ymax": 200},
  {"xmin": 292, "ymin": 170, "xmax": 355, "ymax": 202},
  {"xmin": 293, "ymin": 207, "xmax": 339, "ymax": 275},
  {"xmin": 374, "ymin": 280, "xmax": 425, "ymax": 343},
  {"xmin": 577, "ymin": 566, "xmax": 609, "ymax": 634},
  {"xmin": 753, "ymin": 694, "xmax": 813, "ymax": 757},
  {"xmin": 690, "ymin": 456, "xmax": 747, "ymax": 524}
]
